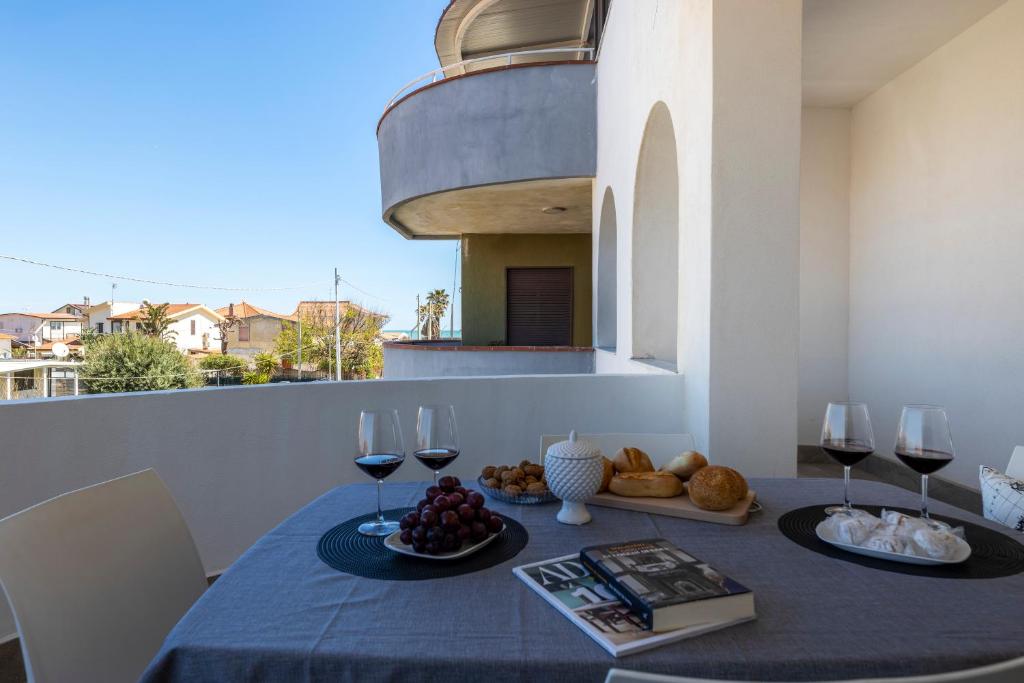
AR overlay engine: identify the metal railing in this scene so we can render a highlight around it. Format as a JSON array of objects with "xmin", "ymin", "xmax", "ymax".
[{"xmin": 384, "ymin": 47, "xmax": 595, "ymax": 112}]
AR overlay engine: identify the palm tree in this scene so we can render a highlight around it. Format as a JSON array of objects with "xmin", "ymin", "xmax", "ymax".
[
  {"xmin": 138, "ymin": 302, "xmax": 176, "ymax": 340},
  {"xmin": 419, "ymin": 289, "xmax": 450, "ymax": 339}
]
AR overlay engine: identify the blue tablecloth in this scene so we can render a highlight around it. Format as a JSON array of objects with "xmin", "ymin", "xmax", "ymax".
[{"xmin": 142, "ymin": 479, "xmax": 1024, "ymax": 682}]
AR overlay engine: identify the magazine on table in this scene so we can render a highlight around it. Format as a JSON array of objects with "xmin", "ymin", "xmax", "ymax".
[{"xmin": 513, "ymin": 553, "xmax": 754, "ymax": 657}]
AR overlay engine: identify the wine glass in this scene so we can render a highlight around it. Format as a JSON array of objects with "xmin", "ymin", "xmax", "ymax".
[
  {"xmin": 895, "ymin": 405, "xmax": 954, "ymax": 523},
  {"xmin": 819, "ymin": 402, "xmax": 875, "ymax": 515},
  {"xmin": 354, "ymin": 409, "xmax": 405, "ymax": 536},
  {"xmin": 414, "ymin": 405, "xmax": 460, "ymax": 485}
]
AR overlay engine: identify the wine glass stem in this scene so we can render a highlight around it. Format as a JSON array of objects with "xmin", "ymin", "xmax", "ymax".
[
  {"xmin": 376, "ymin": 479, "xmax": 384, "ymax": 524},
  {"xmin": 433, "ymin": 470, "xmax": 439, "ymax": 486},
  {"xmin": 920, "ymin": 474, "xmax": 930, "ymax": 519},
  {"xmin": 843, "ymin": 465, "xmax": 852, "ymax": 510}
]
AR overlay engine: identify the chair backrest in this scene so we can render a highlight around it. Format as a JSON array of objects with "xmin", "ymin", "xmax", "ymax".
[
  {"xmin": 0, "ymin": 469, "xmax": 208, "ymax": 683},
  {"xmin": 1006, "ymin": 445, "xmax": 1024, "ymax": 479},
  {"xmin": 539, "ymin": 433, "xmax": 696, "ymax": 468},
  {"xmin": 605, "ymin": 655, "xmax": 1024, "ymax": 683}
]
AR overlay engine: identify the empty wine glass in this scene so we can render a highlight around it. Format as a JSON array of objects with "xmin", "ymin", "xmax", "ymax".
[
  {"xmin": 354, "ymin": 409, "xmax": 405, "ymax": 536},
  {"xmin": 820, "ymin": 402, "xmax": 875, "ymax": 515},
  {"xmin": 415, "ymin": 405, "xmax": 460, "ymax": 485},
  {"xmin": 895, "ymin": 405, "xmax": 954, "ymax": 524}
]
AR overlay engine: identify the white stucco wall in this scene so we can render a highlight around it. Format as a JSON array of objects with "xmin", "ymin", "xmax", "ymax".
[
  {"xmin": 168, "ymin": 312, "xmax": 221, "ymax": 352},
  {"xmin": 848, "ymin": 0, "xmax": 1024, "ymax": 486},
  {"xmin": 0, "ymin": 372, "xmax": 684, "ymax": 639},
  {"xmin": 594, "ymin": 0, "xmax": 801, "ymax": 474},
  {"xmin": 799, "ymin": 107, "xmax": 851, "ymax": 444}
]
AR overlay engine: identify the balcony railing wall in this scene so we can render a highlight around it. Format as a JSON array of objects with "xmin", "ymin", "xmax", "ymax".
[{"xmin": 0, "ymin": 372, "xmax": 684, "ymax": 638}]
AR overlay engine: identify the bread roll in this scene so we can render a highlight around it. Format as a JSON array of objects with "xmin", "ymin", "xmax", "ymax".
[
  {"xmin": 612, "ymin": 447, "xmax": 654, "ymax": 473},
  {"xmin": 661, "ymin": 451, "xmax": 708, "ymax": 481},
  {"xmin": 687, "ymin": 466, "xmax": 748, "ymax": 511},
  {"xmin": 609, "ymin": 471, "xmax": 685, "ymax": 498},
  {"xmin": 599, "ymin": 456, "xmax": 615, "ymax": 492}
]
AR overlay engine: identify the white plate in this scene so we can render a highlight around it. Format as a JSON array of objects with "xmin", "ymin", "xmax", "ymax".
[
  {"xmin": 383, "ymin": 527, "xmax": 502, "ymax": 561},
  {"xmin": 815, "ymin": 521, "xmax": 972, "ymax": 566}
]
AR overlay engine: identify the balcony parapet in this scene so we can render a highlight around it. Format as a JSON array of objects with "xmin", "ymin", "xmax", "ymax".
[{"xmin": 377, "ymin": 52, "xmax": 596, "ymax": 239}]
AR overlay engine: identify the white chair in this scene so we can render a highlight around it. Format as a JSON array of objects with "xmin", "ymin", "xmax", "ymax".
[
  {"xmin": 0, "ymin": 469, "xmax": 208, "ymax": 683},
  {"xmin": 1005, "ymin": 445, "xmax": 1024, "ymax": 480},
  {"xmin": 539, "ymin": 433, "xmax": 697, "ymax": 467},
  {"xmin": 606, "ymin": 655, "xmax": 1024, "ymax": 682}
]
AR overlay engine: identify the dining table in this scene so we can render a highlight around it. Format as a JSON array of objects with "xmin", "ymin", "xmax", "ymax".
[{"xmin": 141, "ymin": 478, "xmax": 1024, "ymax": 682}]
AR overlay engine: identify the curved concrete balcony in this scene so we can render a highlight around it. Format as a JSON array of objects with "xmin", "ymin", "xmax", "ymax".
[{"xmin": 378, "ymin": 58, "xmax": 596, "ymax": 239}]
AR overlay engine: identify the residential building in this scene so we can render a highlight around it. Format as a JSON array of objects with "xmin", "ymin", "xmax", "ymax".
[
  {"xmin": 0, "ymin": 333, "xmax": 13, "ymax": 358},
  {"xmin": 0, "ymin": 312, "xmax": 83, "ymax": 348},
  {"xmin": 108, "ymin": 304, "xmax": 224, "ymax": 353},
  {"xmin": 3, "ymin": 2, "xmax": 1024, "ymax": 674},
  {"xmin": 215, "ymin": 302, "xmax": 295, "ymax": 359},
  {"xmin": 86, "ymin": 301, "xmax": 140, "ymax": 334},
  {"xmin": 0, "ymin": 359, "xmax": 81, "ymax": 400},
  {"xmin": 292, "ymin": 300, "xmax": 383, "ymax": 326}
]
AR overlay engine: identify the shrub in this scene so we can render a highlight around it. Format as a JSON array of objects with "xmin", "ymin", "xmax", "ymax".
[
  {"xmin": 81, "ymin": 332, "xmax": 203, "ymax": 393},
  {"xmin": 198, "ymin": 354, "xmax": 248, "ymax": 377}
]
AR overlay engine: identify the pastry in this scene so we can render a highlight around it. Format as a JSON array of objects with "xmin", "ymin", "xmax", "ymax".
[
  {"xmin": 612, "ymin": 447, "xmax": 654, "ymax": 473},
  {"xmin": 686, "ymin": 466, "xmax": 748, "ymax": 511},
  {"xmin": 481, "ymin": 461, "xmax": 549, "ymax": 496},
  {"xmin": 599, "ymin": 456, "xmax": 615, "ymax": 492},
  {"xmin": 608, "ymin": 471, "xmax": 685, "ymax": 498},
  {"xmin": 824, "ymin": 512, "xmax": 879, "ymax": 545},
  {"xmin": 661, "ymin": 451, "xmax": 708, "ymax": 481}
]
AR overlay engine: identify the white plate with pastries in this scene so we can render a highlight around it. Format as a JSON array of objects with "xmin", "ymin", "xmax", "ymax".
[{"xmin": 815, "ymin": 518, "xmax": 972, "ymax": 566}]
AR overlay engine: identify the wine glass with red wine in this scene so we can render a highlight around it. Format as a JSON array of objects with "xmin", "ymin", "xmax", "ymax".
[
  {"xmin": 415, "ymin": 405, "xmax": 460, "ymax": 486},
  {"xmin": 355, "ymin": 409, "xmax": 405, "ymax": 536},
  {"xmin": 819, "ymin": 402, "xmax": 875, "ymax": 515},
  {"xmin": 895, "ymin": 405, "xmax": 954, "ymax": 523}
]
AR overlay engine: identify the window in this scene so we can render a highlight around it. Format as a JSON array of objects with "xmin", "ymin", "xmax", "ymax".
[
  {"xmin": 135, "ymin": 322, "xmax": 142, "ymax": 331},
  {"xmin": 49, "ymin": 321, "xmax": 61, "ymax": 330},
  {"xmin": 96, "ymin": 322, "xmax": 104, "ymax": 333},
  {"xmin": 112, "ymin": 321, "xmax": 122, "ymax": 333},
  {"xmin": 190, "ymin": 320, "xmax": 196, "ymax": 335},
  {"xmin": 238, "ymin": 323, "xmax": 250, "ymax": 342},
  {"xmin": 506, "ymin": 267, "xmax": 573, "ymax": 346},
  {"xmin": 66, "ymin": 307, "xmax": 74, "ymax": 314}
]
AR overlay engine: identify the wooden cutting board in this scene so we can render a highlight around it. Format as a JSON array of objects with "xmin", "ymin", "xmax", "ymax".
[{"xmin": 588, "ymin": 489, "xmax": 757, "ymax": 526}]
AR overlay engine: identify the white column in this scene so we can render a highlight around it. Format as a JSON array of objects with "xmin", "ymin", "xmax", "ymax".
[
  {"xmin": 42, "ymin": 368, "xmax": 49, "ymax": 398},
  {"xmin": 4, "ymin": 373, "xmax": 10, "ymax": 400},
  {"xmin": 704, "ymin": 0, "xmax": 803, "ymax": 477}
]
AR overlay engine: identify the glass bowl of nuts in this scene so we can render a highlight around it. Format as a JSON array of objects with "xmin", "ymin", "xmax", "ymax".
[{"xmin": 478, "ymin": 461, "xmax": 558, "ymax": 504}]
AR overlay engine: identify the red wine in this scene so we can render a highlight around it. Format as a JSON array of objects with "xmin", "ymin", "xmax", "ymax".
[
  {"xmin": 895, "ymin": 449, "xmax": 953, "ymax": 475},
  {"xmin": 354, "ymin": 454, "xmax": 404, "ymax": 480},
  {"xmin": 414, "ymin": 448, "xmax": 460, "ymax": 470},
  {"xmin": 821, "ymin": 444, "xmax": 874, "ymax": 467}
]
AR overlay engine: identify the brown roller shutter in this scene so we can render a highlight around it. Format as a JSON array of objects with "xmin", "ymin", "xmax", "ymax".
[{"xmin": 506, "ymin": 267, "xmax": 573, "ymax": 346}]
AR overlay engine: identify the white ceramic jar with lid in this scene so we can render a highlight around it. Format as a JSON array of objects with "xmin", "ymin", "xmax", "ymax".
[{"xmin": 544, "ymin": 430, "xmax": 604, "ymax": 525}]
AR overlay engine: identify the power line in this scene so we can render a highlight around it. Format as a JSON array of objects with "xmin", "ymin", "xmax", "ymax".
[{"xmin": 0, "ymin": 254, "xmax": 317, "ymax": 293}]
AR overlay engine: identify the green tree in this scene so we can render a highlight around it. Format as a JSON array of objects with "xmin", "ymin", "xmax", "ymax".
[
  {"xmin": 81, "ymin": 332, "xmax": 203, "ymax": 393},
  {"xmin": 275, "ymin": 305, "xmax": 389, "ymax": 379},
  {"xmin": 419, "ymin": 289, "xmax": 450, "ymax": 339},
  {"xmin": 198, "ymin": 354, "xmax": 248, "ymax": 378},
  {"xmin": 138, "ymin": 302, "xmax": 176, "ymax": 340}
]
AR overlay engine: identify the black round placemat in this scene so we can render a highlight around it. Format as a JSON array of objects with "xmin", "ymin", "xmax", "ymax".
[
  {"xmin": 778, "ymin": 505, "xmax": 1024, "ymax": 579},
  {"xmin": 317, "ymin": 507, "xmax": 529, "ymax": 580}
]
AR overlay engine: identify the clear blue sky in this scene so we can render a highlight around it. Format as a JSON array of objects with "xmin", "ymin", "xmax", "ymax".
[{"xmin": 0, "ymin": 0, "xmax": 457, "ymax": 331}]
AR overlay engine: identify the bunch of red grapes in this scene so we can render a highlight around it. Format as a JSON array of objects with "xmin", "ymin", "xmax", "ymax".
[{"xmin": 399, "ymin": 476, "xmax": 505, "ymax": 555}]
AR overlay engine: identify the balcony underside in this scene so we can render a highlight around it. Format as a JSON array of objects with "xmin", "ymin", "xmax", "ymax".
[{"xmin": 387, "ymin": 177, "xmax": 591, "ymax": 239}]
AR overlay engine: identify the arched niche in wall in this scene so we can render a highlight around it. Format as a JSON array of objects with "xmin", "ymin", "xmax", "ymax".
[
  {"xmin": 596, "ymin": 187, "xmax": 618, "ymax": 349},
  {"xmin": 631, "ymin": 101, "xmax": 679, "ymax": 367}
]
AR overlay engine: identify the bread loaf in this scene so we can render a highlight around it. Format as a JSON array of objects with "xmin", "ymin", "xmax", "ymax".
[
  {"xmin": 687, "ymin": 466, "xmax": 748, "ymax": 511},
  {"xmin": 599, "ymin": 456, "xmax": 615, "ymax": 492},
  {"xmin": 612, "ymin": 447, "xmax": 654, "ymax": 473},
  {"xmin": 661, "ymin": 451, "xmax": 708, "ymax": 481},
  {"xmin": 608, "ymin": 471, "xmax": 685, "ymax": 498}
]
